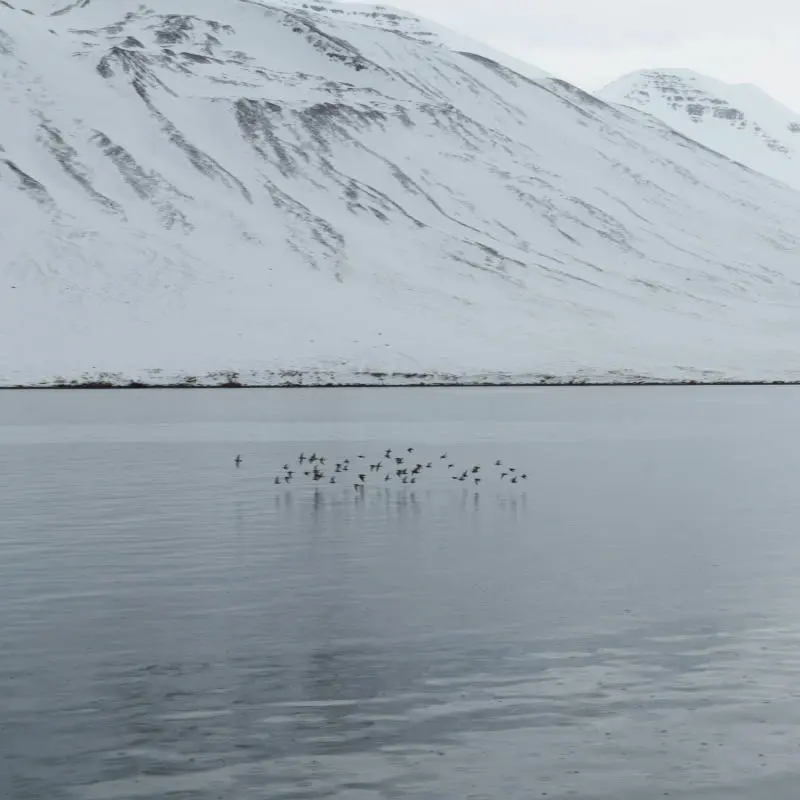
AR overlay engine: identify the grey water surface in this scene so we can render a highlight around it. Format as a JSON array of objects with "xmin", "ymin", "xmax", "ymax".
[{"xmin": 3, "ymin": 387, "xmax": 800, "ymax": 800}]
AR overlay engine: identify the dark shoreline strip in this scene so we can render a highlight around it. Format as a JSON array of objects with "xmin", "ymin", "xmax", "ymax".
[{"xmin": 2, "ymin": 380, "xmax": 800, "ymax": 389}]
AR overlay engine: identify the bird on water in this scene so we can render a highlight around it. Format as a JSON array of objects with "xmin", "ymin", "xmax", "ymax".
[{"xmin": 259, "ymin": 445, "xmax": 529, "ymax": 496}]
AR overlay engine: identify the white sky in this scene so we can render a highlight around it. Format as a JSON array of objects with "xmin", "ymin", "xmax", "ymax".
[{"xmin": 369, "ymin": 0, "xmax": 800, "ymax": 112}]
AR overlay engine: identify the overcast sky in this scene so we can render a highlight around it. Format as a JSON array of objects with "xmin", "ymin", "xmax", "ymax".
[{"xmin": 374, "ymin": 0, "xmax": 800, "ymax": 112}]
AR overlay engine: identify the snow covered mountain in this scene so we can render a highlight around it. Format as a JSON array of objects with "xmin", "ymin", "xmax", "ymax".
[
  {"xmin": 599, "ymin": 69, "xmax": 800, "ymax": 191},
  {"xmin": 5, "ymin": 2, "xmax": 800, "ymax": 386}
]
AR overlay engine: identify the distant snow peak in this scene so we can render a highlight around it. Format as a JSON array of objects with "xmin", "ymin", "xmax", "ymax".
[{"xmin": 599, "ymin": 68, "xmax": 800, "ymax": 187}]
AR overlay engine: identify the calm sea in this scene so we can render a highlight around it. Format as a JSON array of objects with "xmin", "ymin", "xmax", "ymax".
[{"xmin": 2, "ymin": 387, "xmax": 800, "ymax": 799}]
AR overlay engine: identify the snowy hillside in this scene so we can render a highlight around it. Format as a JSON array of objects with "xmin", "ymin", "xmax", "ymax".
[
  {"xmin": 599, "ymin": 69, "xmax": 800, "ymax": 191},
  {"xmin": 5, "ymin": 2, "xmax": 800, "ymax": 385}
]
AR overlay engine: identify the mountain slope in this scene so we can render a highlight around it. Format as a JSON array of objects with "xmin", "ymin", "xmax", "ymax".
[
  {"xmin": 4, "ymin": 1, "xmax": 800, "ymax": 385},
  {"xmin": 599, "ymin": 69, "xmax": 800, "ymax": 191}
]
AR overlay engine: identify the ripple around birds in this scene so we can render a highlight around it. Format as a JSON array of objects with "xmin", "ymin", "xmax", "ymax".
[{"xmin": 4, "ymin": 387, "xmax": 800, "ymax": 799}]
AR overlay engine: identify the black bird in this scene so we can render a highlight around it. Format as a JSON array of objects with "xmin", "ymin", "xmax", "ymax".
[
  {"xmin": 284, "ymin": 476, "xmax": 292, "ymax": 484},
  {"xmin": 304, "ymin": 470, "xmax": 311, "ymax": 477},
  {"xmin": 410, "ymin": 477, "xmax": 417, "ymax": 484},
  {"xmin": 474, "ymin": 478, "xmax": 481, "ymax": 485},
  {"xmin": 426, "ymin": 462, "xmax": 432, "ymax": 469},
  {"xmin": 320, "ymin": 457, "xmax": 326, "ymax": 465},
  {"xmin": 273, "ymin": 476, "xmax": 281, "ymax": 484},
  {"xmin": 440, "ymin": 453, "xmax": 447, "ymax": 459},
  {"xmin": 283, "ymin": 463, "xmax": 289, "ymax": 471},
  {"xmin": 358, "ymin": 454, "xmax": 366, "ymax": 459},
  {"xmin": 299, "ymin": 453, "xmax": 306, "ymax": 464},
  {"xmin": 330, "ymin": 476, "xmax": 336, "ymax": 483},
  {"xmin": 384, "ymin": 449, "xmax": 392, "ymax": 458},
  {"xmin": 395, "ymin": 457, "xmax": 404, "ymax": 465},
  {"xmin": 471, "ymin": 466, "xmax": 479, "ymax": 474},
  {"xmin": 511, "ymin": 476, "xmax": 518, "ymax": 484},
  {"xmin": 521, "ymin": 473, "xmax": 528, "ymax": 479},
  {"xmin": 509, "ymin": 467, "xmax": 516, "ymax": 473},
  {"xmin": 310, "ymin": 453, "xmax": 318, "ymax": 463},
  {"xmin": 447, "ymin": 464, "xmax": 454, "ymax": 470},
  {"xmin": 501, "ymin": 472, "xmax": 508, "ymax": 479},
  {"xmin": 343, "ymin": 458, "xmax": 350, "ymax": 465},
  {"xmin": 335, "ymin": 464, "xmax": 342, "ymax": 473},
  {"xmin": 495, "ymin": 459, "xmax": 502, "ymax": 466},
  {"xmin": 286, "ymin": 471, "xmax": 294, "ymax": 479},
  {"xmin": 385, "ymin": 474, "xmax": 391, "ymax": 481},
  {"xmin": 354, "ymin": 483, "xmax": 360, "ymax": 491},
  {"xmin": 234, "ymin": 455, "xmax": 242, "ymax": 466},
  {"xmin": 376, "ymin": 462, "xmax": 382, "ymax": 471},
  {"xmin": 407, "ymin": 447, "xmax": 414, "ymax": 453},
  {"xmin": 358, "ymin": 473, "xmax": 366, "ymax": 483}
]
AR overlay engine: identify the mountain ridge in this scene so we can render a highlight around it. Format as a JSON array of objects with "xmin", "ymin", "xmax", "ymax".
[{"xmin": 5, "ymin": 1, "xmax": 800, "ymax": 385}]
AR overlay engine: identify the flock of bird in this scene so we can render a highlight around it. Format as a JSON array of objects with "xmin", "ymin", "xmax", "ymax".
[{"xmin": 234, "ymin": 449, "xmax": 528, "ymax": 491}]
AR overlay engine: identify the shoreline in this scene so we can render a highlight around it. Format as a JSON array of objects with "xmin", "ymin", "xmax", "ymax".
[
  {"xmin": 3, "ymin": 366, "xmax": 800, "ymax": 389},
  {"xmin": 3, "ymin": 375, "xmax": 800, "ymax": 389}
]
